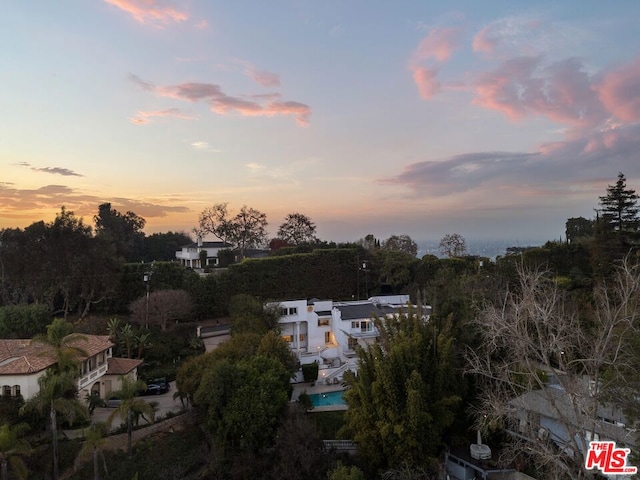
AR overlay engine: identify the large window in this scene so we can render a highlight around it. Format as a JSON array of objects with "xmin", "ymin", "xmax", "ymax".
[
  {"xmin": 325, "ymin": 332, "xmax": 332, "ymax": 344},
  {"xmin": 282, "ymin": 335, "xmax": 294, "ymax": 343},
  {"xmin": 299, "ymin": 334, "xmax": 306, "ymax": 342},
  {"xmin": 351, "ymin": 321, "xmax": 359, "ymax": 329},
  {"xmin": 348, "ymin": 337, "xmax": 358, "ymax": 349},
  {"xmin": 361, "ymin": 321, "xmax": 372, "ymax": 332},
  {"xmin": 2, "ymin": 386, "xmax": 10, "ymax": 396},
  {"xmin": 318, "ymin": 317, "xmax": 331, "ymax": 327}
]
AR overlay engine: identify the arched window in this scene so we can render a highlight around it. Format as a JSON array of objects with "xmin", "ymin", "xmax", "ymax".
[
  {"xmin": 2, "ymin": 386, "xmax": 11, "ymax": 396},
  {"xmin": 13, "ymin": 385, "xmax": 20, "ymax": 397}
]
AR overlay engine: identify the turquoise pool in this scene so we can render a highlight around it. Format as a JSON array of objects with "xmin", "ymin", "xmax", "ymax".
[{"xmin": 309, "ymin": 390, "xmax": 346, "ymax": 407}]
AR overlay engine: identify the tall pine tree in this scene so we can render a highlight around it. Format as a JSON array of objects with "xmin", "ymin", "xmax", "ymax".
[{"xmin": 598, "ymin": 172, "xmax": 639, "ymax": 233}]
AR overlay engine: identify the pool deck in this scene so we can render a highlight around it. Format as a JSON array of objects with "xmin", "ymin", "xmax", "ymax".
[{"xmin": 291, "ymin": 382, "xmax": 349, "ymax": 411}]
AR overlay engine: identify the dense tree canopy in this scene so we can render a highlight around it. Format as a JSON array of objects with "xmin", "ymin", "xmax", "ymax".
[
  {"xmin": 94, "ymin": 203, "xmax": 146, "ymax": 262},
  {"xmin": 342, "ymin": 308, "xmax": 463, "ymax": 472},
  {"xmin": 277, "ymin": 213, "xmax": 317, "ymax": 245},
  {"xmin": 382, "ymin": 234, "xmax": 418, "ymax": 257}
]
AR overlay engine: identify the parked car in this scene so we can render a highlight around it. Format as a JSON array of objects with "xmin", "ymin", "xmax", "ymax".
[
  {"xmin": 142, "ymin": 378, "xmax": 170, "ymax": 395},
  {"xmin": 106, "ymin": 396, "xmax": 122, "ymax": 408}
]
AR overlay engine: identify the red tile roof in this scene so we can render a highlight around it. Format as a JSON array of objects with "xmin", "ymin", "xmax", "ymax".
[
  {"xmin": 0, "ymin": 334, "xmax": 114, "ymax": 376},
  {"xmin": 106, "ymin": 357, "xmax": 143, "ymax": 375}
]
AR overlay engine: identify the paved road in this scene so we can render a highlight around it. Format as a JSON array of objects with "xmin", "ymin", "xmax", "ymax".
[{"xmin": 91, "ymin": 381, "xmax": 185, "ymax": 429}]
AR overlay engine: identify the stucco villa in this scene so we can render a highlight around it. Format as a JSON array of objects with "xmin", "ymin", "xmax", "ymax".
[{"xmin": 0, "ymin": 334, "xmax": 141, "ymax": 402}]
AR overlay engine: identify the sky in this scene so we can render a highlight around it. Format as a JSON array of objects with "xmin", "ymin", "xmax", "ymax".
[{"xmin": 2, "ymin": 1, "xmax": 640, "ymax": 243}]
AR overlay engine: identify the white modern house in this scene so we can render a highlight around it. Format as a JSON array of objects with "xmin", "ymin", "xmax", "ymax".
[
  {"xmin": 175, "ymin": 237, "xmax": 233, "ymax": 268},
  {"xmin": 0, "ymin": 335, "xmax": 142, "ymax": 402},
  {"xmin": 270, "ymin": 295, "xmax": 428, "ymax": 384}
]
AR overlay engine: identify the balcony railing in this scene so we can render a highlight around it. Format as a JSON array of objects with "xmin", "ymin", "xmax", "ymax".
[{"xmin": 78, "ymin": 363, "xmax": 108, "ymax": 389}]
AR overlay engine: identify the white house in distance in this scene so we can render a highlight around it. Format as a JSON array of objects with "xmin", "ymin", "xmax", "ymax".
[
  {"xmin": 270, "ymin": 295, "xmax": 429, "ymax": 384},
  {"xmin": 175, "ymin": 237, "xmax": 233, "ymax": 268},
  {"xmin": 0, "ymin": 335, "xmax": 142, "ymax": 401}
]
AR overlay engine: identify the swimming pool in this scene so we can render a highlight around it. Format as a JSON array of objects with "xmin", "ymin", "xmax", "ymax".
[{"xmin": 308, "ymin": 390, "xmax": 347, "ymax": 407}]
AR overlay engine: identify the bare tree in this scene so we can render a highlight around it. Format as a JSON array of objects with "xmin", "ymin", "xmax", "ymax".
[
  {"xmin": 198, "ymin": 203, "xmax": 268, "ymax": 257},
  {"xmin": 130, "ymin": 289, "xmax": 192, "ymax": 330},
  {"xmin": 438, "ymin": 233, "xmax": 467, "ymax": 258},
  {"xmin": 466, "ymin": 263, "xmax": 640, "ymax": 479}
]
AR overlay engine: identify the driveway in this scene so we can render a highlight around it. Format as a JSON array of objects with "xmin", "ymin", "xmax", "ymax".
[{"xmin": 91, "ymin": 381, "xmax": 185, "ymax": 429}]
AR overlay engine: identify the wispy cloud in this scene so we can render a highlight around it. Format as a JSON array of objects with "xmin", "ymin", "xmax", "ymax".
[
  {"xmin": 412, "ymin": 27, "xmax": 462, "ymax": 63},
  {"xmin": 238, "ymin": 61, "xmax": 281, "ymax": 87},
  {"xmin": 409, "ymin": 26, "xmax": 461, "ymax": 100},
  {"xmin": 104, "ymin": 0, "xmax": 187, "ymax": 27},
  {"xmin": 596, "ymin": 58, "xmax": 640, "ymax": 122},
  {"xmin": 472, "ymin": 56, "xmax": 605, "ymax": 128},
  {"xmin": 129, "ymin": 108, "xmax": 195, "ymax": 125},
  {"xmin": 383, "ymin": 122, "xmax": 640, "ymax": 200},
  {"xmin": 130, "ymin": 74, "xmax": 311, "ymax": 126},
  {"xmin": 412, "ymin": 67, "xmax": 441, "ymax": 100},
  {"xmin": 0, "ymin": 183, "xmax": 190, "ymax": 219},
  {"xmin": 16, "ymin": 162, "xmax": 84, "ymax": 177},
  {"xmin": 191, "ymin": 141, "xmax": 220, "ymax": 153}
]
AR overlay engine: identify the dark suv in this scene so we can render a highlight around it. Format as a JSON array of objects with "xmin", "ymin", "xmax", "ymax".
[{"xmin": 143, "ymin": 378, "xmax": 169, "ymax": 395}]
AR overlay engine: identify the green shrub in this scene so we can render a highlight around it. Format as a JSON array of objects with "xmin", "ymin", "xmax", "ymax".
[{"xmin": 301, "ymin": 361, "xmax": 319, "ymax": 382}]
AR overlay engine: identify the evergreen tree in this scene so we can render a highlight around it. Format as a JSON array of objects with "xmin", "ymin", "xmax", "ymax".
[{"xmin": 598, "ymin": 172, "xmax": 639, "ymax": 233}]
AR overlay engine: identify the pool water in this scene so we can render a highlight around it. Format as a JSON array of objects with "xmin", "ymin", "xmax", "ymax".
[{"xmin": 308, "ymin": 390, "xmax": 346, "ymax": 407}]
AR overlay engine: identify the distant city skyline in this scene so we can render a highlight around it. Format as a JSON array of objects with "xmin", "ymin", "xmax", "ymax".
[{"xmin": 2, "ymin": 1, "xmax": 640, "ymax": 243}]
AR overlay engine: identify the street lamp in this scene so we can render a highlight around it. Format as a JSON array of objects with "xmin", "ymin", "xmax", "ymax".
[
  {"xmin": 361, "ymin": 260, "xmax": 369, "ymax": 300},
  {"xmin": 143, "ymin": 272, "xmax": 151, "ymax": 328}
]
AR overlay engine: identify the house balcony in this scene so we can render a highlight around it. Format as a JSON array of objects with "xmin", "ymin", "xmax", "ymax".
[
  {"xmin": 176, "ymin": 250, "xmax": 199, "ymax": 260},
  {"xmin": 78, "ymin": 363, "xmax": 108, "ymax": 390},
  {"xmin": 348, "ymin": 327, "xmax": 378, "ymax": 338}
]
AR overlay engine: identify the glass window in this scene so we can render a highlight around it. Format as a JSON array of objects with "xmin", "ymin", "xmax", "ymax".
[
  {"xmin": 289, "ymin": 307, "xmax": 298, "ymax": 315},
  {"xmin": 318, "ymin": 317, "xmax": 331, "ymax": 326},
  {"xmin": 348, "ymin": 337, "xmax": 358, "ymax": 349},
  {"xmin": 325, "ymin": 332, "xmax": 332, "ymax": 344},
  {"xmin": 299, "ymin": 334, "xmax": 306, "ymax": 342},
  {"xmin": 14, "ymin": 385, "xmax": 20, "ymax": 397},
  {"xmin": 2, "ymin": 386, "xmax": 10, "ymax": 396},
  {"xmin": 282, "ymin": 335, "xmax": 294, "ymax": 343},
  {"xmin": 351, "ymin": 321, "xmax": 359, "ymax": 329}
]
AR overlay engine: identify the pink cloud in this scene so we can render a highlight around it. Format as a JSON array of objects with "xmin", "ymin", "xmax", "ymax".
[
  {"xmin": 472, "ymin": 26, "xmax": 499, "ymax": 53},
  {"xmin": 157, "ymin": 83, "xmax": 222, "ymax": 101},
  {"xmin": 130, "ymin": 75, "xmax": 311, "ymax": 126},
  {"xmin": 597, "ymin": 58, "xmax": 640, "ymax": 122},
  {"xmin": 236, "ymin": 61, "xmax": 281, "ymax": 87},
  {"xmin": 412, "ymin": 67, "xmax": 440, "ymax": 100},
  {"xmin": 413, "ymin": 27, "xmax": 461, "ymax": 63},
  {"xmin": 129, "ymin": 108, "xmax": 194, "ymax": 125},
  {"xmin": 104, "ymin": 0, "xmax": 187, "ymax": 26},
  {"xmin": 248, "ymin": 69, "xmax": 281, "ymax": 88},
  {"xmin": 473, "ymin": 56, "xmax": 605, "ymax": 127}
]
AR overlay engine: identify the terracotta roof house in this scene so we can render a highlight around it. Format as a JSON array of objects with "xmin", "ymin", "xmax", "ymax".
[{"xmin": 0, "ymin": 334, "xmax": 142, "ymax": 401}]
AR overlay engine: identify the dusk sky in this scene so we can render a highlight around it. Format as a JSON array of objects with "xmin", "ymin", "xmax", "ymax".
[{"xmin": 3, "ymin": 1, "xmax": 640, "ymax": 243}]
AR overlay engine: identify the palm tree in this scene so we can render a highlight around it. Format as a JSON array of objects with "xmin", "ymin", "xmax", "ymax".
[
  {"xmin": 74, "ymin": 422, "xmax": 108, "ymax": 480},
  {"xmin": 0, "ymin": 423, "xmax": 30, "ymax": 480},
  {"xmin": 107, "ymin": 376, "xmax": 155, "ymax": 457},
  {"xmin": 22, "ymin": 369, "xmax": 88, "ymax": 480},
  {"xmin": 21, "ymin": 318, "xmax": 88, "ymax": 480}
]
